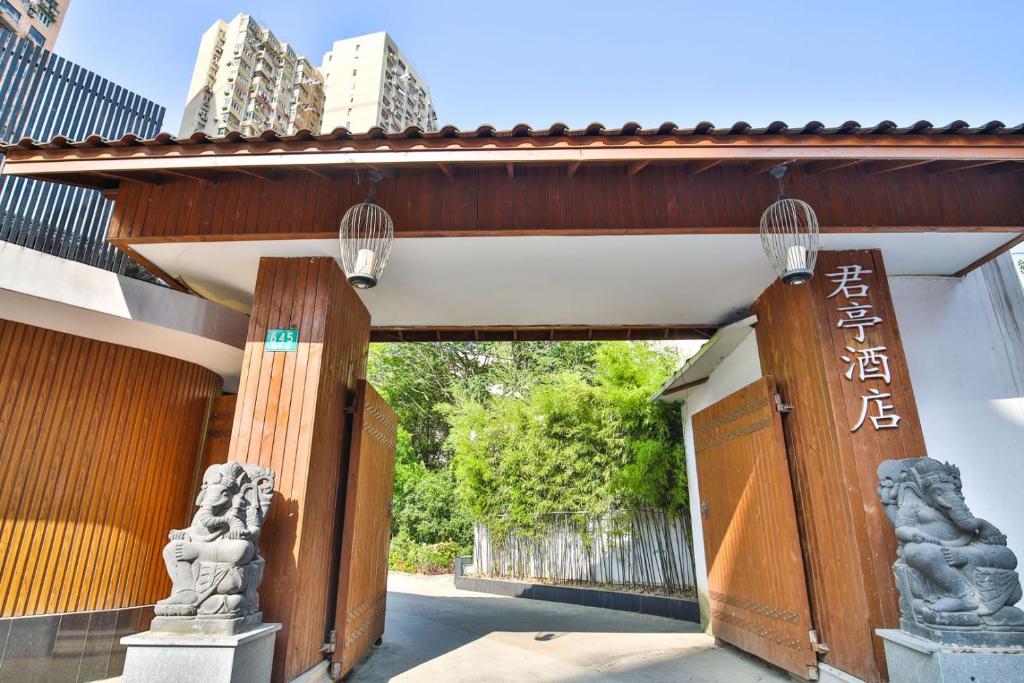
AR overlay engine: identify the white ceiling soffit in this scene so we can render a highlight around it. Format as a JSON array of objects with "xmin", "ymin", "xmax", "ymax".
[
  {"xmin": 0, "ymin": 242, "xmax": 248, "ymax": 390},
  {"xmin": 134, "ymin": 232, "xmax": 1018, "ymax": 328},
  {"xmin": 655, "ymin": 316, "xmax": 758, "ymax": 403}
]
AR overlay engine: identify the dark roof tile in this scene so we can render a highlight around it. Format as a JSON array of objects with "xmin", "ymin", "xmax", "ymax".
[{"xmin": 4, "ymin": 120, "xmax": 1023, "ymax": 153}]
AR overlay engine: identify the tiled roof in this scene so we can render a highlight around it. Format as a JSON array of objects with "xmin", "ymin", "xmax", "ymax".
[{"xmin": 4, "ymin": 120, "xmax": 1024, "ymax": 152}]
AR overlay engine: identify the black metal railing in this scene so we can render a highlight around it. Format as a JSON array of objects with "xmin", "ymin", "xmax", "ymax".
[{"xmin": 0, "ymin": 28, "xmax": 165, "ymax": 278}]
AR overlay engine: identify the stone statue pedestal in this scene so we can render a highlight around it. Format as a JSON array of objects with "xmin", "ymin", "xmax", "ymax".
[
  {"xmin": 121, "ymin": 622, "xmax": 281, "ymax": 683},
  {"xmin": 877, "ymin": 628, "xmax": 1024, "ymax": 683}
]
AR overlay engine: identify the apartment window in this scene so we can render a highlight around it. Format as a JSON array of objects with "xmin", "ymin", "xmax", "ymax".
[
  {"xmin": 355, "ymin": 44, "xmax": 360, "ymax": 50},
  {"xmin": 0, "ymin": 0, "xmax": 21, "ymax": 22},
  {"xmin": 27, "ymin": 27, "xmax": 45, "ymax": 46},
  {"xmin": 352, "ymin": 69, "xmax": 357, "ymax": 76}
]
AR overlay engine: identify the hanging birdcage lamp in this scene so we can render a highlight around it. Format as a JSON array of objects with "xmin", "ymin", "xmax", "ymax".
[
  {"xmin": 759, "ymin": 165, "xmax": 819, "ymax": 285},
  {"xmin": 338, "ymin": 170, "xmax": 394, "ymax": 289}
]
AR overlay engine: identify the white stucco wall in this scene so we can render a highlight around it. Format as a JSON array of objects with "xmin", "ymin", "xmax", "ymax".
[
  {"xmin": 676, "ymin": 255, "xmax": 1024, "ymax": 632},
  {"xmin": 889, "ymin": 255, "xmax": 1024, "ymax": 566},
  {"xmin": 678, "ymin": 330, "xmax": 763, "ymax": 631}
]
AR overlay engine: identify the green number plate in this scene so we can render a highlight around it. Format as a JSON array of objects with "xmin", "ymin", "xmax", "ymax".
[{"xmin": 265, "ymin": 328, "xmax": 299, "ymax": 352}]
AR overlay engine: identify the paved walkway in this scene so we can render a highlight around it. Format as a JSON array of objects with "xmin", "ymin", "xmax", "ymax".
[{"xmin": 349, "ymin": 573, "xmax": 788, "ymax": 682}]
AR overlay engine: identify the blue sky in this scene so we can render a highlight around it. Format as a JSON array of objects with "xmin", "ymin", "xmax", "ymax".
[{"xmin": 56, "ymin": 1, "xmax": 1023, "ymax": 135}]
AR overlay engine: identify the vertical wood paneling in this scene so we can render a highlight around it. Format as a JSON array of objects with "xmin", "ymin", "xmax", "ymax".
[
  {"xmin": 693, "ymin": 377, "xmax": 817, "ymax": 680},
  {"xmin": 197, "ymin": 394, "xmax": 237, "ymax": 475},
  {"xmin": 106, "ymin": 165, "xmax": 1024, "ymax": 243},
  {"xmin": 227, "ymin": 257, "xmax": 370, "ymax": 683},
  {"xmin": 752, "ymin": 249, "xmax": 926, "ymax": 682},
  {"xmin": 0, "ymin": 320, "xmax": 220, "ymax": 618},
  {"xmin": 333, "ymin": 381, "xmax": 397, "ymax": 679}
]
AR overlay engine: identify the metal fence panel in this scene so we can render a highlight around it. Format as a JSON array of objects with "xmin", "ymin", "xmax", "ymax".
[{"xmin": 0, "ymin": 28, "xmax": 165, "ymax": 275}]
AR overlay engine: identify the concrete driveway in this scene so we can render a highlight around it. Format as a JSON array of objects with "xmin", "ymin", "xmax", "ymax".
[{"xmin": 348, "ymin": 573, "xmax": 788, "ymax": 682}]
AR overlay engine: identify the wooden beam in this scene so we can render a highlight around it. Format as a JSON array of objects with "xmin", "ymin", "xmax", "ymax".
[
  {"xmin": 661, "ymin": 376, "xmax": 709, "ymax": 397},
  {"xmin": 436, "ymin": 162, "xmax": 454, "ymax": 178},
  {"xmin": 369, "ymin": 324, "xmax": 717, "ymax": 342},
  {"xmin": 986, "ymin": 161, "xmax": 1024, "ymax": 174},
  {"xmin": 117, "ymin": 244, "xmax": 189, "ymax": 292},
  {"xmin": 626, "ymin": 160, "xmax": 651, "ymax": 177},
  {"xmin": 864, "ymin": 159, "xmax": 937, "ymax": 174},
  {"xmin": 567, "ymin": 160, "xmax": 582, "ymax": 177},
  {"xmin": 505, "ymin": 163, "xmax": 514, "ymax": 178},
  {"xmin": 954, "ymin": 232, "xmax": 1024, "ymax": 277},
  {"xmin": 746, "ymin": 159, "xmax": 795, "ymax": 176},
  {"xmin": 299, "ymin": 165, "xmax": 342, "ymax": 181},
  {"xmin": 94, "ymin": 170, "xmax": 167, "ymax": 185},
  {"xmin": 928, "ymin": 160, "xmax": 1005, "ymax": 175},
  {"xmin": 231, "ymin": 166, "xmax": 279, "ymax": 182},
  {"xmin": 160, "ymin": 168, "xmax": 220, "ymax": 185},
  {"xmin": 804, "ymin": 159, "xmax": 864, "ymax": 174},
  {"xmin": 687, "ymin": 159, "xmax": 722, "ymax": 176}
]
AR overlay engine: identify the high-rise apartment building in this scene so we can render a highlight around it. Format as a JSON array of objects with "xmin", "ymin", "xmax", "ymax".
[
  {"xmin": 180, "ymin": 13, "xmax": 324, "ymax": 137},
  {"xmin": 320, "ymin": 32, "xmax": 437, "ymax": 133},
  {"xmin": 0, "ymin": 0, "xmax": 67, "ymax": 50}
]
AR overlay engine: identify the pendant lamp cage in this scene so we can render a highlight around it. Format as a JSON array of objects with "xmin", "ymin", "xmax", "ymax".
[
  {"xmin": 339, "ymin": 170, "xmax": 394, "ymax": 289},
  {"xmin": 759, "ymin": 165, "xmax": 820, "ymax": 285}
]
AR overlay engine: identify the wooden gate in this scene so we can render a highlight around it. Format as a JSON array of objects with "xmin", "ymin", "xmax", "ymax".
[
  {"xmin": 693, "ymin": 376, "xmax": 819, "ymax": 680},
  {"xmin": 331, "ymin": 380, "xmax": 397, "ymax": 678}
]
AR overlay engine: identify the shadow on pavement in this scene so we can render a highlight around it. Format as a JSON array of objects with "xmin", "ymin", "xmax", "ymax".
[{"xmin": 348, "ymin": 587, "xmax": 711, "ymax": 682}]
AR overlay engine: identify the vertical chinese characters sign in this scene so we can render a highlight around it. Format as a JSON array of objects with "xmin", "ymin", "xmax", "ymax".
[
  {"xmin": 754, "ymin": 249, "xmax": 927, "ymax": 683},
  {"xmin": 826, "ymin": 264, "xmax": 900, "ymax": 432},
  {"xmin": 812, "ymin": 250, "xmax": 926, "ymax": 461}
]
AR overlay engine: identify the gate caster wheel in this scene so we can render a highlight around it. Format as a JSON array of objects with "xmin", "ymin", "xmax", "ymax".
[{"xmin": 374, "ymin": 636, "xmax": 383, "ymax": 646}]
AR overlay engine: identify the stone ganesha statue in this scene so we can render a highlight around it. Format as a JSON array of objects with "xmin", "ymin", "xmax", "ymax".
[
  {"xmin": 877, "ymin": 457, "xmax": 1024, "ymax": 646},
  {"xmin": 155, "ymin": 461, "xmax": 276, "ymax": 623}
]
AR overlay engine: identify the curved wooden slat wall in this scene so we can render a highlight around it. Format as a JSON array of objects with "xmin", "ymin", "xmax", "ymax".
[{"xmin": 0, "ymin": 320, "xmax": 221, "ymax": 617}]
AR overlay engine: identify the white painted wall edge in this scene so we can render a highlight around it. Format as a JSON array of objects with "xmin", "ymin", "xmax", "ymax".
[
  {"xmin": 0, "ymin": 242, "xmax": 247, "ymax": 391},
  {"xmin": 655, "ymin": 315, "xmax": 758, "ymax": 401}
]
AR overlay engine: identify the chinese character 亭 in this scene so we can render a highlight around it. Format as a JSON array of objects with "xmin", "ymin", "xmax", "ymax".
[{"xmin": 837, "ymin": 303, "xmax": 883, "ymax": 342}]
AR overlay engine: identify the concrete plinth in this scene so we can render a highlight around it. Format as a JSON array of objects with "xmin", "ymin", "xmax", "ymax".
[
  {"xmin": 877, "ymin": 628, "xmax": 1024, "ymax": 683},
  {"xmin": 121, "ymin": 622, "xmax": 281, "ymax": 683}
]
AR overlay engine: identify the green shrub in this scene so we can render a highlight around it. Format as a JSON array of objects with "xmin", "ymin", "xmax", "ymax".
[
  {"xmin": 446, "ymin": 342, "xmax": 686, "ymax": 537},
  {"xmin": 388, "ymin": 533, "xmax": 468, "ymax": 574},
  {"xmin": 392, "ymin": 466, "xmax": 473, "ymax": 546}
]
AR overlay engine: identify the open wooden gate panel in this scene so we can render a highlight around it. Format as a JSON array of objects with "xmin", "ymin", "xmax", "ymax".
[
  {"xmin": 331, "ymin": 380, "xmax": 398, "ymax": 678},
  {"xmin": 693, "ymin": 376, "xmax": 818, "ymax": 680}
]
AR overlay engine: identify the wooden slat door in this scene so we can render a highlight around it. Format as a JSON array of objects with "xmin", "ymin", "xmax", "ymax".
[
  {"xmin": 693, "ymin": 376, "xmax": 818, "ymax": 680},
  {"xmin": 331, "ymin": 380, "xmax": 397, "ymax": 678}
]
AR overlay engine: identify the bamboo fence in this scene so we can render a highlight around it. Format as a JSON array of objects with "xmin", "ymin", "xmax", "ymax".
[{"xmin": 472, "ymin": 509, "xmax": 696, "ymax": 593}]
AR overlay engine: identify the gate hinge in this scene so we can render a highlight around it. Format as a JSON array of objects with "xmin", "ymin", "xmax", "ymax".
[
  {"xmin": 344, "ymin": 396, "xmax": 358, "ymax": 414},
  {"xmin": 809, "ymin": 629, "xmax": 830, "ymax": 655},
  {"xmin": 774, "ymin": 394, "xmax": 793, "ymax": 414},
  {"xmin": 321, "ymin": 629, "xmax": 336, "ymax": 654}
]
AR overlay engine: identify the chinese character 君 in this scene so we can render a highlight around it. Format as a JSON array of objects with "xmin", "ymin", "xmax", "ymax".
[{"xmin": 826, "ymin": 264, "xmax": 874, "ymax": 299}]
